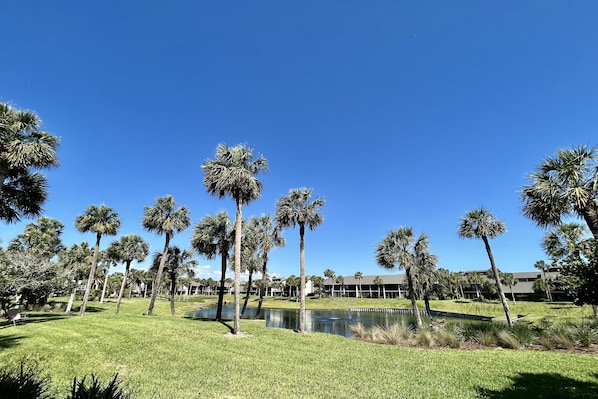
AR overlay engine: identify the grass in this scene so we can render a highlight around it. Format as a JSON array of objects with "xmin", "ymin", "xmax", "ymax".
[{"xmin": 1, "ymin": 297, "xmax": 597, "ymax": 398}]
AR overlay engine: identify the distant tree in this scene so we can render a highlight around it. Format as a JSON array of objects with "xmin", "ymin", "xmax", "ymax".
[
  {"xmin": 311, "ymin": 275, "xmax": 325, "ymax": 299},
  {"xmin": 324, "ymin": 269, "xmax": 335, "ymax": 297},
  {"xmin": 142, "ymin": 195, "xmax": 190, "ymax": 316},
  {"xmin": 467, "ymin": 272, "xmax": 483, "ymax": 299},
  {"xmin": 376, "ymin": 227, "xmax": 432, "ymax": 328},
  {"xmin": 8, "ymin": 216, "xmax": 65, "ymax": 259},
  {"xmin": 191, "ymin": 211, "xmax": 233, "ymax": 320},
  {"xmin": 75, "ymin": 204, "xmax": 121, "ymax": 317},
  {"xmin": 521, "ymin": 145, "xmax": 598, "ymax": 239},
  {"xmin": 202, "ymin": 143, "xmax": 267, "ymax": 335},
  {"xmin": 0, "ymin": 102, "xmax": 59, "ymax": 223},
  {"xmin": 354, "ymin": 271, "xmax": 363, "ymax": 298},
  {"xmin": 373, "ymin": 276, "xmax": 384, "ymax": 299},
  {"xmin": 151, "ymin": 246, "xmax": 197, "ymax": 316},
  {"xmin": 459, "ymin": 208, "xmax": 512, "ymax": 327},
  {"xmin": 413, "ymin": 249, "xmax": 439, "ymax": 317},
  {"xmin": 499, "ymin": 272, "xmax": 518, "ymax": 305},
  {"xmin": 335, "ymin": 275, "xmax": 345, "ymax": 297},
  {"xmin": 275, "ymin": 188, "xmax": 325, "ymax": 333},
  {"xmin": 106, "ymin": 235, "xmax": 149, "ymax": 315},
  {"xmin": 59, "ymin": 242, "xmax": 93, "ymax": 314},
  {"xmin": 286, "ymin": 275, "xmax": 299, "ymax": 298},
  {"xmin": 534, "ymin": 260, "xmax": 553, "ymax": 301}
]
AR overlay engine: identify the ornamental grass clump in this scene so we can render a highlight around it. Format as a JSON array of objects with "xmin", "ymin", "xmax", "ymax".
[
  {"xmin": 349, "ymin": 322, "xmax": 369, "ymax": 340},
  {"xmin": 497, "ymin": 330, "xmax": 520, "ymax": 349},
  {"xmin": 417, "ymin": 329, "xmax": 434, "ymax": 348},
  {"xmin": 378, "ymin": 323, "xmax": 414, "ymax": 345},
  {"xmin": 570, "ymin": 322, "xmax": 598, "ymax": 347},
  {"xmin": 510, "ymin": 323, "xmax": 536, "ymax": 347},
  {"xmin": 434, "ymin": 328, "xmax": 462, "ymax": 349}
]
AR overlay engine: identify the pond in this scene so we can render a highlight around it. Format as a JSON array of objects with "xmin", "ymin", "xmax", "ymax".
[{"xmin": 187, "ymin": 307, "xmax": 485, "ymax": 338}]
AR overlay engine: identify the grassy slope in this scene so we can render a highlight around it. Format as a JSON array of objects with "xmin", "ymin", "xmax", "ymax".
[{"xmin": 0, "ymin": 298, "xmax": 597, "ymax": 399}]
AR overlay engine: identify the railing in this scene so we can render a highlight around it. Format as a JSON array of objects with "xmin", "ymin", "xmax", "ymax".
[{"xmin": 348, "ymin": 308, "xmax": 493, "ymax": 322}]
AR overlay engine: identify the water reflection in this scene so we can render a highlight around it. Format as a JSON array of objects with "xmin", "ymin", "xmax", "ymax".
[{"xmin": 189, "ymin": 307, "xmax": 423, "ymax": 338}]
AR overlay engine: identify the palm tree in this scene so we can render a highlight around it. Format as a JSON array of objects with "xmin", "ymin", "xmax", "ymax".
[
  {"xmin": 335, "ymin": 275, "xmax": 345, "ymax": 297},
  {"xmin": 275, "ymin": 188, "xmax": 325, "ymax": 333},
  {"xmin": 142, "ymin": 195, "xmax": 190, "ymax": 316},
  {"xmin": 202, "ymin": 143, "xmax": 267, "ymax": 335},
  {"xmin": 375, "ymin": 227, "xmax": 433, "ymax": 328},
  {"xmin": 236, "ymin": 225, "xmax": 260, "ymax": 318},
  {"xmin": 467, "ymin": 271, "xmax": 483, "ymax": 298},
  {"xmin": 534, "ymin": 260, "xmax": 552, "ymax": 301},
  {"xmin": 354, "ymin": 271, "xmax": 363, "ymax": 298},
  {"xmin": 311, "ymin": 275, "xmax": 325, "ymax": 299},
  {"xmin": 0, "ymin": 102, "xmax": 59, "ymax": 223},
  {"xmin": 246, "ymin": 214, "xmax": 285, "ymax": 318},
  {"xmin": 459, "ymin": 208, "xmax": 513, "ymax": 327},
  {"xmin": 413, "ymin": 249, "xmax": 439, "ymax": 317},
  {"xmin": 373, "ymin": 276, "xmax": 384, "ymax": 298},
  {"xmin": 191, "ymin": 211, "xmax": 233, "ymax": 320},
  {"xmin": 521, "ymin": 145, "xmax": 598, "ymax": 239},
  {"xmin": 542, "ymin": 222, "xmax": 588, "ymax": 261},
  {"xmin": 99, "ymin": 250, "xmax": 117, "ymax": 303},
  {"xmin": 8, "ymin": 216, "xmax": 65, "ymax": 259},
  {"xmin": 107, "ymin": 235, "xmax": 150, "ymax": 315},
  {"xmin": 285, "ymin": 275, "xmax": 299, "ymax": 299},
  {"xmin": 151, "ymin": 246, "xmax": 197, "ymax": 316},
  {"xmin": 59, "ymin": 242, "xmax": 93, "ymax": 314},
  {"xmin": 75, "ymin": 204, "xmax": 121, "ymax": 316},
  {"xmin": 500, "ymin": 272, "xmax": 518, "ymax": 305},
  {"xmin": 324, "ymin": 268, "xmax": 335, "ymax": 297}
]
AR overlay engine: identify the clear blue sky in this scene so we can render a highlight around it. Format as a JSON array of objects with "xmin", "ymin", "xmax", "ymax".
[{"xmin": 2, "ymin": 1, "xmax": 597, "ymax": 280}]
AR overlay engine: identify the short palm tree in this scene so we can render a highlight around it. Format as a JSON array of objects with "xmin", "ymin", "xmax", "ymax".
[
  {"xmin": 500, "ymin": 272, "xmax": 518, "ymax": 305},
  {"xmin": 324, "ymin": 268, "xmax": 335, "ymax": 297},
  {"xmin": 375, "ymin": 227, "xmax": 432, "ymax": 328},
  {"xmin": 336, "ymin": 275, "xmax": 345, "ymax": 297},
  {"xmin": 59, "ymin": 242, "xmax": 93, "ymax": 314},
  {"xmin": 542, "ymin": 222, "xmax": 589, "ymax": 261},
  {"xmin": 534, "ymin": 260, "xmax": 552, "ymax": 301},
  {"xmin": 202, "ymin": 143, "xmax": 267, "ymax": 335},
  {"xmin": 467, "ymin": 271, "xmax": 483, "ymax": 298},
  {"xmin": 107, "ymin": 235, "xmax": 150, "ymax": 314},
  {"xmin": 275, "ymin": 188, "xmax": 325, "ymax": 333},
  {"xmin": 0, "ymin": 102, "xmax": 59, "ymax": 223},
  {"xmin": 142, "ymin": 195, "xmax": 190, "ymax": 316},
  {"xmin": 8, "ymin": 216, "xmax": 65, "ymax": 259},
  {"xmin": 458, "ymin": 207, "xmax": 512, "ymax": 327},
  {"xmin": 373, "ymin": 276, "xmax": 384, "ymax": 298},
  {"xmin": 521, "ymin": 145, "xmax": 598, "ymax": 239},
  {"xmin": 75, "ymin": 204, "xmax": 121, "ymax": 316},
  {"xmin": 354, "ymin": 271, "xmax": 363, "ymax": 298},
  {"xmin": 191, "ymin": 211, "xmax": 233, "ymax": 320},
  {"xmin": 151, "ymin": 246, "xmax": 197, "ymax": 316}
]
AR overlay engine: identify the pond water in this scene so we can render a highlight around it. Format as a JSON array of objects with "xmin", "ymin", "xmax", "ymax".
[{"xmin": 188, "ymin": 307, "xmax": 483, "ymax": 338}]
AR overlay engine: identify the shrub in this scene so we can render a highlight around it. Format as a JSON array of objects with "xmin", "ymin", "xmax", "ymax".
[
  {"xmin": 497, "ymin": 330, "xmax": 519, "ymax": 349},
  {"xmin": 349, "ymin": 322, "xmax": 368, "ymax": 340},
  {"xmin": 379, "ymin": 323, "xmax": 413, "ymax": 345},
  {"xmin": 571, "ymin": 323, "xmax": 598, "ymax": 347},
  {"xmin": 0, "ymin": 362, "xmax": 50, "ymax": 399},
  {"xmin": 547, "ymin": 325, "xmax": 575, "ymax": 350},
  {"xmin": 510, "ymin": 323, "xmax": 536, "ymax": 347},
  {"xmin": 417, "ymin": 329, "xmax": 434, "ymax": 348},
  {"xmin": 475, "ymin": 331, "xmax": 497, "ymax": 347},
  {"xmin": 434, "ymin": 329, "xmax": 461, "ymax": 348},
  {"xmin": 68, "ymin": 373, "xmax": 130, "ymax": 399}
]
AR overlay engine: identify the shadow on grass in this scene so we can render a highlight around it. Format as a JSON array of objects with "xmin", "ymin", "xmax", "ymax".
[
  {"xmin": 0, "ymin": 334, "xmax": 24, "ymax": 350},
  {"xmin": 477, "ymin": 372, "xmax": 598, "ymax": 399}
]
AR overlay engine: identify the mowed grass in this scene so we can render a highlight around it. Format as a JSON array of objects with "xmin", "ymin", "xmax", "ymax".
[{"xmin": 0, "ymin": 298, "xmax": 597, "ymax": 399}]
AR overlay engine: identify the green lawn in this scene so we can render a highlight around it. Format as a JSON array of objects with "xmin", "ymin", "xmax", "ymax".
[{"xmin": 1, "ymin": 298, "xmax": 597, "ymax": 398}]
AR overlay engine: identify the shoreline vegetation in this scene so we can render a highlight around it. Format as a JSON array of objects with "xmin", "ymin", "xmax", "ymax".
[{"xmin": 1, "ymin": 297, "xmax": 597, "ymax": 398}]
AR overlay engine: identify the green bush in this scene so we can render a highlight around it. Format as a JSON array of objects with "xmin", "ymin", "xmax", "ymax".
[
  {"xmin": 68, "ymin": 373, "xmax": 130, "ymax": 399},
  {"xmin": 0, "ymin": 362, "xmax": 50, "ymax": 399},
  {"xmin": 510, "ymin": 323, "xmax": 536, "ymax": 346}
]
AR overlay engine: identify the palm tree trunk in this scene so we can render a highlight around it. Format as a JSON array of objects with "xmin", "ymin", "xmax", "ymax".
[
  {"xmin": 216, "ymin": 253, "xmax": 228, "ymax": 320},
  {"xmin": 405, "ymin": 267, "xmax": 422, "ymax": 327},
  {"xmin": 65, "ymin": 287, "xmax": 76, "ymax": 314},
  {"xmin": 116, "ymin": 262, "xmax": 130, "ymax": 315},
  {"xmin": 100, "ymin": 270, "xmax": 109, "ymax": 304},
  {"xmin": 147, "ymin": 234, "xmax": 170, "ymax": 316},
  {"xmin": 170, "ymin": 273, "xmax": 176, "ymax": 316},
  {"xmin": 331, "ymin": 282, "xmax": 334, "ymax": 298},
  {"xmin": 255, "ymin": 259, "xmax": 268, "ymax": 319},
  {"xmin": 233, "ymin": 199, "xmax": 243, "ymax": 334},
  {"xmin": 299, "ymin": 224, "xmax": 306, "ymax": 333},
  {"xmin": 579, "ymin": 203, "xmax": 598, "ymax": 240},
  {"xmin": 424, "ymin": 294, "xmax": 433, "ymax": 319},
  {"xmin": 510, "ymin": 285, "xmax": 517, "ymax": 305},
  {"xmin": 241, "ymin": 270, "xmax": 254, "ymax": 318},
  {"xmin": 542, "ymin": 269, "xmax": 553, "ymax": 302},
  {"xmin": 80, "ymin": 233, "xmax": 101, "ymax": 316},
  {"xmin": 483, "ymin": 236, "xmax": 513, "ymax": 327}
]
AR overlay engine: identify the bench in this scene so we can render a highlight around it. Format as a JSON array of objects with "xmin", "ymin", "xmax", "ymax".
[{"xmin": 6, "ymin": 308, "xmax": 28, "ymax": 326}]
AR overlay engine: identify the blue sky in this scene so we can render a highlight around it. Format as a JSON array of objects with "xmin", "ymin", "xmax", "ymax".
[{"xmin": 2, "ymin": 2, "xmax": 597, "ymax": 280}]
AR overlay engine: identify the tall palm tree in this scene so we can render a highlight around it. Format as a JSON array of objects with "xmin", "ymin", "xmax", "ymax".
[
  {"xmin": 324, "ymin": 268, "xmax": 335, "ymax": 297},
  {"xmin": 59, "ymin": 242, "xmax": 93, "ymax": 314},
  {"xmin": 354, "ymin": 271, "xmax": 363, "ymax": 298},
  {"xmin": 246, "ymin": 214, "xmax": 285, "ymax": 318},
  {"xmin": 275, "ymin": 188, "xmax": 325, "ymax": 333},
  {"xmin": 0, "ymin": 102, "xmax": 59, "ymax": 223},
  {"xmin": 191, "ymin": 211, "xmax": 233, "ymax": 320},
  {"xmin": 75, "ymin": 204, "xmax": 121, "ymax": 316},
  {"xmin": 534, "ymin": 260, "xmax": 552, "ymax": 301},
  {"xmin": 151, "ymin": 246, "xmax": 197, "ymax": 316},
  {"xmin": 107, "ymin": 235, "xmax": 150, "ymax": 315},
  {"xmin": 458, "ymin": 208, "xmax": 513, "ymax": 327},
  {"xmin": 521, "ymin": 145, "xmax": 598, "ymax": 239},
  {"xmin": 375, "ymin": 227, "xmax": 432, "ymax": 328},
  {"xmin": 335, "ymin": 275, "xmax": 345, "ymax": 297},
  {"xmin": 202, "ymin": 143, "xmax": 267, "ymax": 335},
  {"xmin": 8, "ymin": 216, "xmax": 65, "ymax": 259},
  {"xmin": 413, "ymin": 249, "xmax": 439, "ymax": 317},
  {"xmin": 142, "ymin": 195, "xmax": 190, "ymax": 316},
  {"xmin": 236, "ymin": 224, "xmax": 260, "ymax": 318}
]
